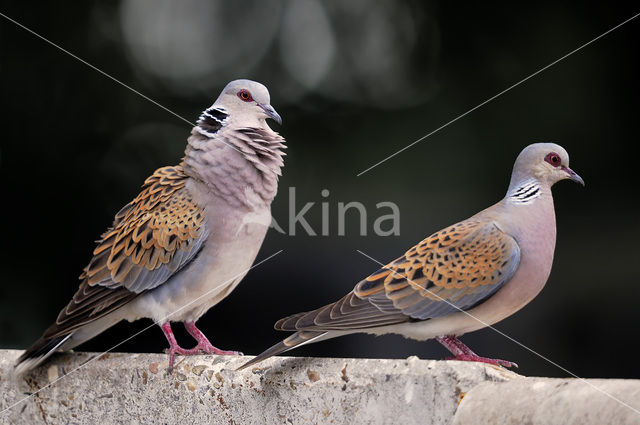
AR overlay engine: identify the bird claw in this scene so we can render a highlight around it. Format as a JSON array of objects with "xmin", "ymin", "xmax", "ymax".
[
  {"xmin": 197, "ymin": 344, "xmax": 242, "ymax": 356},
  {"xmin": 497, "ymin": 359, "xmax": 518, "ymax": 369},
  {"xmin": 446, "ymin": 354, "xmax": 518, "ymax": 369},
  {"xmin": 161, "ymin": 321, "xmax": 241, "ymax": 372},
  {"xmin": 163, "ymin": 344, "xmax": 242, "ymax": 372}
]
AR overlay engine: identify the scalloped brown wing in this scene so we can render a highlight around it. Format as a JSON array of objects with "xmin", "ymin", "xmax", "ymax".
[
  {"xmin": 81, "ymin": 165, "xmax": 207, "ymax": 293},
  {"xmin": 274, "ymin": 220, "xmax": 520, "ymax": 332},
  {"xmin": 356, "ymin": 220, "xmax": 520, "ymax": 320},
  {"xmin": 43, "ymin": 166, "xmax": 207, "ymax": 339}
]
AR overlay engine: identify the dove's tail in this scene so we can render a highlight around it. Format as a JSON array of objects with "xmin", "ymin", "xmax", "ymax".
[
  {"xmin": 14, "ymin": 310, "xmax": 125, "ymax": 375},
  {"xmin": 236, "ymin": 331, "xmax": 329, "ymax": 371},
  {"xmin": 14, "ymin": 334, "xmax": 73, "ymax": 376}
]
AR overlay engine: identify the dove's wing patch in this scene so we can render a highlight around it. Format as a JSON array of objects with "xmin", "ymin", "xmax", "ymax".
[
  {"xmin": 273, "ymin": 220, "xmax": 520, "ymax": 332},
  {"xmin": 44, "ymin": 166, "xmax": 207, "ymax": 339},
  {"xmin": 82, "ymin": 165, "xmax": 208, "ymax": 293},
  {"xmin": 358, "ymin": 220, "xmax": 520, "ymax": 320}
]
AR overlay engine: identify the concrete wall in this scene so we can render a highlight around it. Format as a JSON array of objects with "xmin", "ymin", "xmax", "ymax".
[{"xmin": 0, "ymin": 349, "xmax": 638, "ymax": 424}]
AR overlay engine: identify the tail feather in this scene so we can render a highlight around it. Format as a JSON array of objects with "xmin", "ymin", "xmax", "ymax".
[
  {"xmin": 14, "ymin": 334, "xmax": 72, "ymax": 375},
  {"xmin": 274, "ymin": 313, "xmax": 307, "ymax": 331},
  {"xmin": 236, "ymin": 331, "xmax": 327, "ymax": 371}
]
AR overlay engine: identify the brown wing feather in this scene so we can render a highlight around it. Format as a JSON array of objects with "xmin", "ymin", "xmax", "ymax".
[
  {"xmin": 274, "ymin": 220, "xmax": 520, "ymax": 332},
  {"xmin": 275, "ymin": 292, "xmax": 409, "ymax": 332},
  {"xmin": 359, "ymin": 220, "xmax": 520, "ymax": 320},
  {"xmin": 45, "ymin": 165, "xmax": 207, "ymax": 339},
  {"xmin": 43, "ymin": 284, "xmax": 138, "ymax": 339},
  {"xmin": 81, "ymin": 165, "xmax": 207, "ymax": 292}
]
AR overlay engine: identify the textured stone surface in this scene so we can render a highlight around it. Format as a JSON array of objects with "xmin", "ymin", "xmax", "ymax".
[
  {"xmin": 452, "ymin": 376, "xmax": 640, "ymax": 425},
  {"xmin": 0, "ymin": 349, "xmax": 517, "ymax": 424},
  {"xmin": 3, "ymin": 349, "xmax": 638, "ymax": 425}
]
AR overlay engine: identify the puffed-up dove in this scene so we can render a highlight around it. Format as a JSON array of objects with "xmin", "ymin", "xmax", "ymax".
[
  {"xmin": 238, "ymin": 143, "xmax": 583, "ymax": 370},
  {"xmin": 16, "ymin": 79, "xmax": 285, "ymax": 373}
]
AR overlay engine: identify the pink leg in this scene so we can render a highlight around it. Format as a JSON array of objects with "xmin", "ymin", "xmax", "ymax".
[
  {"xmin": 183, "ymin": 321, "xmax": 242, "ymax": 356},
  {"xmin": 160, "ymin": 322, "xmax": 242, "ymax": 372},
  {"xmin": 436, "ymin": 335, "xmax": 518, "ymax": 368},
  {"xmin": 160, "ymin": 322, "xmax": 187, "ymax": 371}
]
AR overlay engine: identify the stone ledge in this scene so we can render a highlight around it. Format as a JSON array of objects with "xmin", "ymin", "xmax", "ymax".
[
  {"xmin": 0, "ymin": 349, "xmax": 638, "ymax": 424},
  {"xmin": 453, "ymin": 376, "xmax": 640, "ymax": 425}
]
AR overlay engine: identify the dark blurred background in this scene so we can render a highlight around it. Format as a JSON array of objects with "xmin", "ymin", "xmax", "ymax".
[{"xmin": 1, "ymin": 1, "xmax": 639, "ymax": 379}]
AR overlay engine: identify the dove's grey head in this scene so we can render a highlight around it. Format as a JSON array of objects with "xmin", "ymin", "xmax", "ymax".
[
  {"xmin": 509, "ymin": 142, "xmax": 584, "ymax": 189},
  {"xmin": 186, "ymin": 79, "xmax": 287, "ymax": 209},
  {"xmin": 213, "ymin": 79, "xmax": 282, "ymax": 126}
]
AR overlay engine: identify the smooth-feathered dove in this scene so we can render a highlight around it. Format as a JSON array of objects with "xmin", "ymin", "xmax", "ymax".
[
  {"xmin": 239, "ymin": 143, "xmax": 583, "ymax": 370},
  {"xmin": 16, "ymin": 79, "xmax": 285, "ymax": 373}
]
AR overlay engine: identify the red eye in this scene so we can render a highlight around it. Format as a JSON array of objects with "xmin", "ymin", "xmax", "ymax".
[
  {"xmin": 238, "ymin": 90, "xmax": 253, "ymax": 102},
  {"xmin": 544, "ymin": 152, "xmax": 562, "ymax": 167}
]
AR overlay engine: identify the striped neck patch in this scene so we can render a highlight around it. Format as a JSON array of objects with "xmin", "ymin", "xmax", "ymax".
[
  {"xmin": 508, "ymin": 179, "xmax": 541, "ymax": 205},
  {"xmin": 195, "ymin": 106, "xmax": 228, "ymax": 137}
]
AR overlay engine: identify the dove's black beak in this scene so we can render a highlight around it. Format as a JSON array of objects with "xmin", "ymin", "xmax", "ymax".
[
  {"xmin": 562, "ymin": 166, "xmax": 585, "ymax": 186},
  {"xmin": 259, "ymin": 104, "xmax": 282, "ymax": 125}
]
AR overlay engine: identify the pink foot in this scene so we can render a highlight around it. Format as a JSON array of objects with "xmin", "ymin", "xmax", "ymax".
[
  {"xmin": 159, "ymin": 322, "xmax": 242, "ymax": 372},
  {"xmin": 160, "ymin": 322, "xmax": 184, "ymax": 371},
  {"xmin": 445, "ymin": 353, "xmax": 518, "ymax": 368},
  {"xmin": 436, "ymin": 335, "xmax": 518, "ymax": 369},
  {"xmin": 183, "ymin": 321, "xmax": 243, "ymax": 356}
]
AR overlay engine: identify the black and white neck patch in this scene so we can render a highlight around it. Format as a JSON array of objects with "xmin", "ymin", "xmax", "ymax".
[
  {"xmin": 508, "ymin": 179, "xmax": 541, "ymax": 205},
  {"xmin": 196, "ymin": 106, "xmax": 228, "ymax": 137}
]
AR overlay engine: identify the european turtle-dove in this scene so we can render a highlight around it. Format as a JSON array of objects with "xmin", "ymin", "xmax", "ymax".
[
  {"xmin": 17, "ymin": 79, "xmax": 285, "ymax": 373},
  {"xmin": 238, "ymin": 143, "xmax": 583, "ymax": 370}
]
